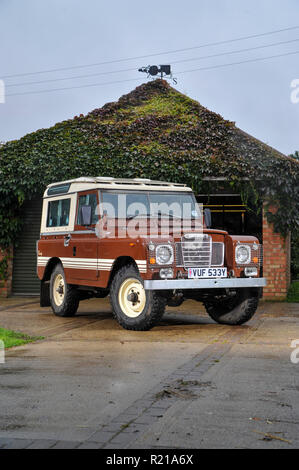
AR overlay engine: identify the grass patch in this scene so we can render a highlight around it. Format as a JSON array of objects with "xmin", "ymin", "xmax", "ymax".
[
  {"xmin": 287, "ymin": 281, "xmax": 299, "ymax": 303},
  {"xmin": 0, "ymin": 327, "xmax": 44, "ymax": 349}
]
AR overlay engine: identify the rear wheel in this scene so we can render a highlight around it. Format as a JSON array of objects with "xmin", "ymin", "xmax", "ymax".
[
  {"xmin": 50, "ymin": 264, "xmax": 79, "ymax": 317},
  {"xmin": 110, "ymin": 265, "xmax": 166, "ymax": 330},
  {"xmin": 203, "ymin": 289, "xmax": 259, "ymax": 325}
]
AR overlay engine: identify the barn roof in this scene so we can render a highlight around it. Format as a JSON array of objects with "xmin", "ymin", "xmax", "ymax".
[{"xmin": 0, "ymin": 79, "xmax": 298, "ymax": 240}]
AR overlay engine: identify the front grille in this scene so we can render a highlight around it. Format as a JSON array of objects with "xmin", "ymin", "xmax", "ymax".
[
  {"xmin": 211, "ymin": 242, "xmax": 225, "ymax": 266},
  {"xmin": 177, "ymin": 234, "xmax": 212, "ymax": 267},
  {"xmin": 175, "ymin": 243, "xmax": 183, "ymax": 266}
]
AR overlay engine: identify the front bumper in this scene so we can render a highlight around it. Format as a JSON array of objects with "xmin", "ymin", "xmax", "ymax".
[{"xmin": 144, "ymin": 277, "xmax": 267, "ymax": 290}]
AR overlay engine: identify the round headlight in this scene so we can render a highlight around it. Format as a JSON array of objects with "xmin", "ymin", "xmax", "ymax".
[
  {"xmin": 235, "ymin": 244, "xmax": 251, "ymax": 264},
  {"xmin": 156, "ymin": 245, "xmax": 174, "ymax": 265}
]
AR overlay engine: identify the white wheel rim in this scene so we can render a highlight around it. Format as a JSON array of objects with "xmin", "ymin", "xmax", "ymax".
[
  {"xmin": 118, "ymin": 278, "xmax": 146, "ymax": 318},
  {"xmin": 53, "ymin": 273, "xmax": 65, "ymax": 306}
]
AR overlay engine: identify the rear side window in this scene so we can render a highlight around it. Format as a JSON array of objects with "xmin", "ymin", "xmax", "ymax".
[
  {"xmin": 47, "ymin": 199, "xmax": 71, "ymax": 227},
  {"xmin": 47, "ymin": 183, "xmax": 70, "ymax": 196}
]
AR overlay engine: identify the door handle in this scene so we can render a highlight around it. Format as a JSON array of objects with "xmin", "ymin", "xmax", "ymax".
[{"xmin": 64, "ymin": 234, "xmax": 71, "ymax": 247}]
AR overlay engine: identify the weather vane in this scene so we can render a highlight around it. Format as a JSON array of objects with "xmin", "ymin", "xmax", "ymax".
[{"xmin": 138, "ymin": 65, "xmax": 177, "ymax": 84}]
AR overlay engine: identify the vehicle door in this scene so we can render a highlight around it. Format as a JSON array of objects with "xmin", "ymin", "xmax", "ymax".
[{"xmin": 69, "ymin": 190, "xmax": 99, "ymax": 281}]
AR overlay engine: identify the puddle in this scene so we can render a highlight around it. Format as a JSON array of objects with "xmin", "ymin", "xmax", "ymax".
[
  {"xmin": 0, "ymin": 368, "xmax": 30, "ymax": 375},
  {"xmin": 0, "ymin": 384, "xmax": 30, "ymax": 390}
]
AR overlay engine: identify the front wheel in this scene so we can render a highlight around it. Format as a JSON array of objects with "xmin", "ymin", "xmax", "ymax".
[
  {"xmin": 110, "ymin": 265, "xmax": 166, "ymax": 330},
  {"xmin": 203, "ymin": 289, "xmax": 259, "ymax": 325},
  {"xmin": 50, "ymin": 264, "xmax": 79, "ymax": 317}
]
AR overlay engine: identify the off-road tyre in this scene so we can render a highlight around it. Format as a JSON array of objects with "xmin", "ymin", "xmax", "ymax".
[
  {"xmin": 50, "ymin": 264, "xmax": 79, "ymax": 317},
  {"xmin": 203, "ymin": 288, "xmax": 259, "ymax": 325},
  {"xmin": 110, "ymin": 264, "xmax": 166, "ymax": 331}
]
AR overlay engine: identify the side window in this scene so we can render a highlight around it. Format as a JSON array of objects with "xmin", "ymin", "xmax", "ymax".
[
  {"xmin": 47, "ymin": 199, "xmax": 71, "ymax": 227},
  {"xmin": 77, "ymin": 193, "xmax": 98, "ymax": 225}
]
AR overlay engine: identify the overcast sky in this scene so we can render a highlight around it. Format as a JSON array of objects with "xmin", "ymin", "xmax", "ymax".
[{"xmin": 0, "ymin": 0, "xmax": 298, "ymax": 155}]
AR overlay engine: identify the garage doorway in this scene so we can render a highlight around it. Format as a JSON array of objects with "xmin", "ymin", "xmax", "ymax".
[
  {"xmin": 12, "ymin": 198, "xmax": 42, "ymax": 295},
  {"xmin": 197, "ymin": 193, "xmax": 262, "ymax": 242}
]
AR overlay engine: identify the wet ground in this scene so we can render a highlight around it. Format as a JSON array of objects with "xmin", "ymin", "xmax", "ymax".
[{"xmin": 0, "ymin": 297, "xmax": 298, "ymax": 449}]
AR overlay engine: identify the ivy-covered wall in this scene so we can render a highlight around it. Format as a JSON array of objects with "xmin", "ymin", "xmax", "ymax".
[
  {"xmin": 0, "ymin": 79, "xmax": 298, "ymax": 283},
  {"xmin": 0, "ymin": 247, "xmax": 13, "ymax": 297}
]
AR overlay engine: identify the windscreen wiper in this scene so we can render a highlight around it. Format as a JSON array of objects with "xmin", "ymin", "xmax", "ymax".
[
  {"xmin": 126, "ymin": 213, "xmax": 151, "ymax": 220},
  {"xmin": 152, "ymin": 212, "xmax": 182, "ymax": 220}
]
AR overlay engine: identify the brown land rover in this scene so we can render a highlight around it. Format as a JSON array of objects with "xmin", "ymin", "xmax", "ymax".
[{"xmin": 37, "ymin": 177, "xmax": 266, "ymax": 330}]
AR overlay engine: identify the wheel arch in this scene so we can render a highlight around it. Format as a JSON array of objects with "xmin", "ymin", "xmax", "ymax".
[
  {"xmin": 107, "ymin": 256, "xmax": 138, "ymax": 288},
  {"xmin": 40, "ymin": 257, "xmax": 62, "ymax": 307},
  {"xmin": 41, "ymin": 257, "xmax": 62, "ymax": 282}
]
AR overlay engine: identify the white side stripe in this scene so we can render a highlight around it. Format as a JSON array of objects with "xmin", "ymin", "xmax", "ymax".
[{"xmin": 37, "ymin": 257, "xmax": 147, "ymax": 272}]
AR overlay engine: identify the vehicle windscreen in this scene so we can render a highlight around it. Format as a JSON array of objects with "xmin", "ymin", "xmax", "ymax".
[{"xmin": 100, "ymin": 191, "xmax": 201, "ymax": 219}]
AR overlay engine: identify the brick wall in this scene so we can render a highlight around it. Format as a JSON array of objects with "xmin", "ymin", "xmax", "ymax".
[
  {"xmin": 0, "ymin": 247, "xmax": 13, "ymax": 298},
  {"xmin": 263, "ymin": 207, "xmax": 291, "ymax": 300}
]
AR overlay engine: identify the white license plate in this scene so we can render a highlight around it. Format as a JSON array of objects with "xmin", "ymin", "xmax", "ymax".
[{"xmin": 188, "ymin": 267, "xmax": 227, "ymax": 279}]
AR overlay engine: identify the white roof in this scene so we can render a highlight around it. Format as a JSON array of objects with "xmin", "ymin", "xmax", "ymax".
[{"xmin": 44, "ymin": 176, "xmax": 192, "ymax": 197}]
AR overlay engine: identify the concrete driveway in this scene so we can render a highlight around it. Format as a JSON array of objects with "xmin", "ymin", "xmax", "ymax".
[{"xmin": 0, "ymin": 297, "xmax": 298, "ymax": 449}]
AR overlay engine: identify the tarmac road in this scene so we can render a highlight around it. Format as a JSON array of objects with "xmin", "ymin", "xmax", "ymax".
[{"xmin": 0, "ymin": 297, "xmax": 298, "ymax": 449}]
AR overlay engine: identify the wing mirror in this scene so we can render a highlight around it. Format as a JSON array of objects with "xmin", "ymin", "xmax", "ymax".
[
  {"xmin": 204, "ymin": 208, "xmax": 212, "ymax": 228},
  {"xmin": 80, "ymin": 205, "xmax": 92, "ymax": 226}
]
